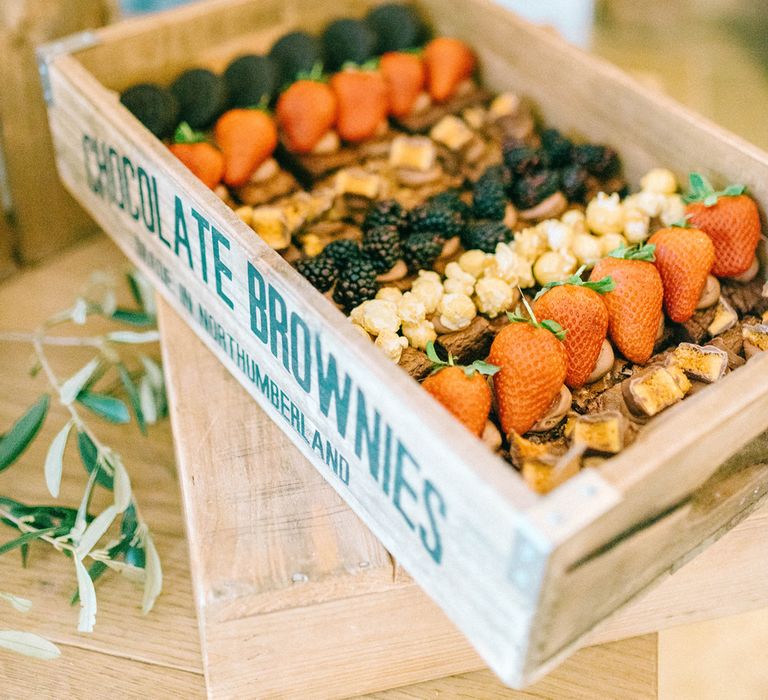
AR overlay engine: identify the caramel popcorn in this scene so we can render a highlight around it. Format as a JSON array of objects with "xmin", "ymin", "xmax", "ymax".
[
  {"xmin": 571, "ymin": 233, "xmax": 602, "ymax": 266},
  {"xmin": 350, "ymin": 299, "xmax": 401, "ymax": 337},
  {"xmin": 375, "ymin": 330, "xmax": 408, "ymax": 363},
  {"xmin": 397, "ymin": 291, "xmax": 427, "ymax": 325},
  {"xmin": 438, "ymin": 293, "xmax": 477, "ymax": 331},
  {"xmin": 401, "ymin": 319, "xmax": 437, "ymax": 350},
  {"xmin": 410, "ymin": 271, "xmax": 444, "ymax": 314},
  {"xmin": 586, "ymin": 192, "xmax": 625, "ymax": 235},
  {"xmin": 376, "ymin": 286, "xmax": 403, "ymax": 303},
  {"xmin": 533, "ymin": 250, "xmax": 578, "ymax": 286},
  {"xmin": 623, "ymin": 207, "xmax": 650, "ymax": 243},
  {"xmin": 458, "ymin": 249, "xmax": 491, "ymax": 278},
  {"xmin": 640, "ymin": 168, "xmax": 678, "ymax": 195},
  {"xmin": 512, "ymin": 227, "xmax": 547, "ymax": 260},
  {"xmin": 474, "ymin": 277, "xmax": 516, "ymax": 318},
  {"xmin": 660, "ymin": 194, "xmax": 686, "ymax": 227},
  {"xmin": 443, "ymin": 262, "xmax": 476, "ymax": 296}
]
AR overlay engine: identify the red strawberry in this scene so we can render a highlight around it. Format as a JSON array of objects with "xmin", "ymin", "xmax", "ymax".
[
  {"xmin": 533, "ymin": 273, "xmax": 613, "ymax": 388},
  {"xmin": 168, "ymin": 122, "xmax": 225, "ymax": 189},
  {"xmin": 649, "ymin": 225, "xmax": 715, "ymax": 323},
  {"xmin": 421, "ymin": 342, "xmax": 499, "ymax": 437},
  {"xmin": 488, "ymin": 308, "xmax": 568, "ymax": 436},
  {"xmin": 276, "ymin": 79, "xmax": 337, "ymax": 154},
  {"xmin": 423, "ymin": 37, "xmax": 475, "ymax": 103},
  {"xmin": 590, "ymin": 244, "xmax": 663, "ymax": 365},
  {"xmin": 379, "ymin": 51, "xmax": 426, "ymax": 118},
  {"xmin": 684, "ymin": 172, "xmax": 761, "ymax": 277},
  {"xmin": 214, "ymin": 108, "xmax": 278, "ymax": 187},
  {"xmin": 329, "ymin": 69, "xmax": 389, "ymax": 143}
]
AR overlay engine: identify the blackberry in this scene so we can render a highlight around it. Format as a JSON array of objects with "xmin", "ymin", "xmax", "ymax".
[
  {"xmin": 333, "ymin": 257, "xmax": 378, "ymax": 312},
  {"xmin": 296, "ymin": 255, "xmax": 337, "ymax": 292},
  {"xmin": 428, "ymin": 189, "xmax": 472, "ymax": 220},
  {"xmin": 120, "ymin": 83, "xmax": 179, "ymax": 139},
  {"xmin": 268, "ymin": 31, "xmax": 323, "ymax": 86},
  {"xmin": 511, "ymin": 170, "xmax": 561, "ymax": 210},
  {"xmin": 322, "ymin": 18, "xmax": 377, "ymax": 71},
  {"xmin": 223, "ymin": 54, "xmax": 277, "ymax": 108},
  {"xmin": 170, "ymin": 69, "xmax": 228, "ymax": 129},
  {"xmin": 323, "ymin": 239, "xmax": 362, "ymax": 270},
  {"xmin": 461, "ymin": 221, "xmax": 511, "ymax": 253},
  {"xmin": 540, "ymin": 129, "xmax": 574, "ymax": 168},
  {"xmin": 362, "ymin": 225, "xmax": 402, "ymax": 272},
  {"xmin": 402, "ymin": 231, "xmax": 443, "ymax": 271},
  {"xmin": 363, "ymin": 199, "xmax": 408, "ymax": 234},
  {"xmin": 472, "ymin": 166, "xmax": 508, "ymax": 220},
  {"xmin": 572, "ymin": 144, "xmax": 621, "ymax": 178},
  {"xmin": 560, "ymin": 164, "xmax": 589, "ymax": 202},
  {"xmin": 503, "ymin": 144, "xmax": 543, "ymax": 176},
  {"xmin": 407, "ymin": 203, "xmax": 462, "ymax": 239},
  {"xmin": 365, "ymin": 3, "xmax": 426, "ymax": 52}
]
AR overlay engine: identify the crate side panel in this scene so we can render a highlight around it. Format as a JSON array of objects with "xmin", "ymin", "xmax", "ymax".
[{"xmin": 525, "ymin": 436, "xmax": 768, "ymax": 682}]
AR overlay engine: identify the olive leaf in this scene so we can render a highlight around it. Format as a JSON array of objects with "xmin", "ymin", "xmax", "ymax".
[
  {"xmin": 0, "ymin": 592, "xmax": 32, "ymax": 613},
  {"xmin": 70, "ymin": 298, "xmax": 88, "ymax": 325},
  {"xmin": 141, "ymin": 531, "xmax": 162, "ymax": 615},
  {"xmin": 0, "ymin": 527, "xmax": 60, "ymax": 556},
  {"xmin": 109, "ymin": 455, "xmax": 132, "ymax": 513},
  {"xmin": 59, "ymin": 359, "xmax": 100, "ymax": 405},
  {"xmin": 117, "ymin": 363, "xmax": 146, "ymax": 435},
  {"xmin": 76, "ymin": 505, "xmax": 119, "ymax": 560},
  {"xmin": 77, "ymin": 431, "xmax": 112, "ymax": 490},
  {"xmin": 140, "ymin": 355, "xmax": 164, "ymax": 389},
  {"xmin": 76, "ymin": 392, "xmax": 130, "ymax": 425},
  {"xmin": 106, "ymin": 330, "xmax": 160, "ymax": 344},
  {"xmin": 0, "ymin": 631, "xmax": 61, "ymax": 660},
  {"xmin": 73, "ymin": 556, "xmax": 97, "ymax": 633},
  {"xmin": 44, "ymin": 420, "xmax": 73, "ymax": 498},
  {"xmin": 0, "ymin": 395, "xmax": 50, "ymax": 472},
  {"xmin": 139, "ymin": 376, "xmax": 158, "ymax": 425},
  {"xmin": 111, "ymin": 309, "xmax": 155, "ymax": 327}
]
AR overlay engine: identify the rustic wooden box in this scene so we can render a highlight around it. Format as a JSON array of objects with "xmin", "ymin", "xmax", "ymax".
[{"xmin": 39, "ymin": 0, "xmax": 768, "ymax": 687}]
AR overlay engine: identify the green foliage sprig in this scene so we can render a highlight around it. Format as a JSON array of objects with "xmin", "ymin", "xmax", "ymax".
[{"xmin": 0, "ymin": 270, "xmax": 166, "ymax": 656}]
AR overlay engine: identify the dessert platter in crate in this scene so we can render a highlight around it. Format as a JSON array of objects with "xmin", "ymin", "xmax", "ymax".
[{"xmin": 39, "ymin": 0, "xmax": 768, "ymax": 686}]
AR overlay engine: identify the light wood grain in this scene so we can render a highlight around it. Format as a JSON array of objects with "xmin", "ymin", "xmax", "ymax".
[
  {"xmin": 366, "ymin": 635, "xmax": 658, "ymax": 700},
  {"xmin": 0, "ymin": 237, "xmax": 203, "ymax": 676},
  {"xmin": 38, "ymin": 0, "xmax": 768, "ymax": 687},
  {"xmin": 0, "ymin": 207, "xmax": 16, "ymax": 280},
  {"xmin": 0, "ymin": 644, "xmax": 206, "ymax": 699},
  {"xmin": 0, "ymin": 0, "xmax": 111, "ymax": 264}
]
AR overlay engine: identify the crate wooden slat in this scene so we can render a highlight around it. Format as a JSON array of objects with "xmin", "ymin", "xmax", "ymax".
[{"xmin": 39, "ymin": 0, "xmax": 768, "ymax": 687}]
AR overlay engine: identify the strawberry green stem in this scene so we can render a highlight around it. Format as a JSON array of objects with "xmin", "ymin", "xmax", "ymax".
[
  {"xmin": 534, "ymin": 266, "xmax": 615, "ymax": 299},
  {"xmin": 507, "ymin": 290, "xmax": 567, "ymax": 341},
  {"xmin": 424, "ymin": 341, "xmax": 499, "ymax": 377},
  {"xmin": 608, "ymin": 242, "xmax": 656, "ymax": 262},
  {"xmin": 173, "ymin": 121, "xmax": 205, "ymax": 144},
  {"xmin": 683, "ymin": 172, "xmax": 745, "ymax": 207}
]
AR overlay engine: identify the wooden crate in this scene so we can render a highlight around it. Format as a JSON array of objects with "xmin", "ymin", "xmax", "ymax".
[{"xmin": 38, "ymin": 0, "xmax": 768, "ymax": 687}]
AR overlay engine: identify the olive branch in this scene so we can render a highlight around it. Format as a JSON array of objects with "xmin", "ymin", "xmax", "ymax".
[{"xmin": 0, "ymin": 270, "xmax": 166, "ymax": 658}]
